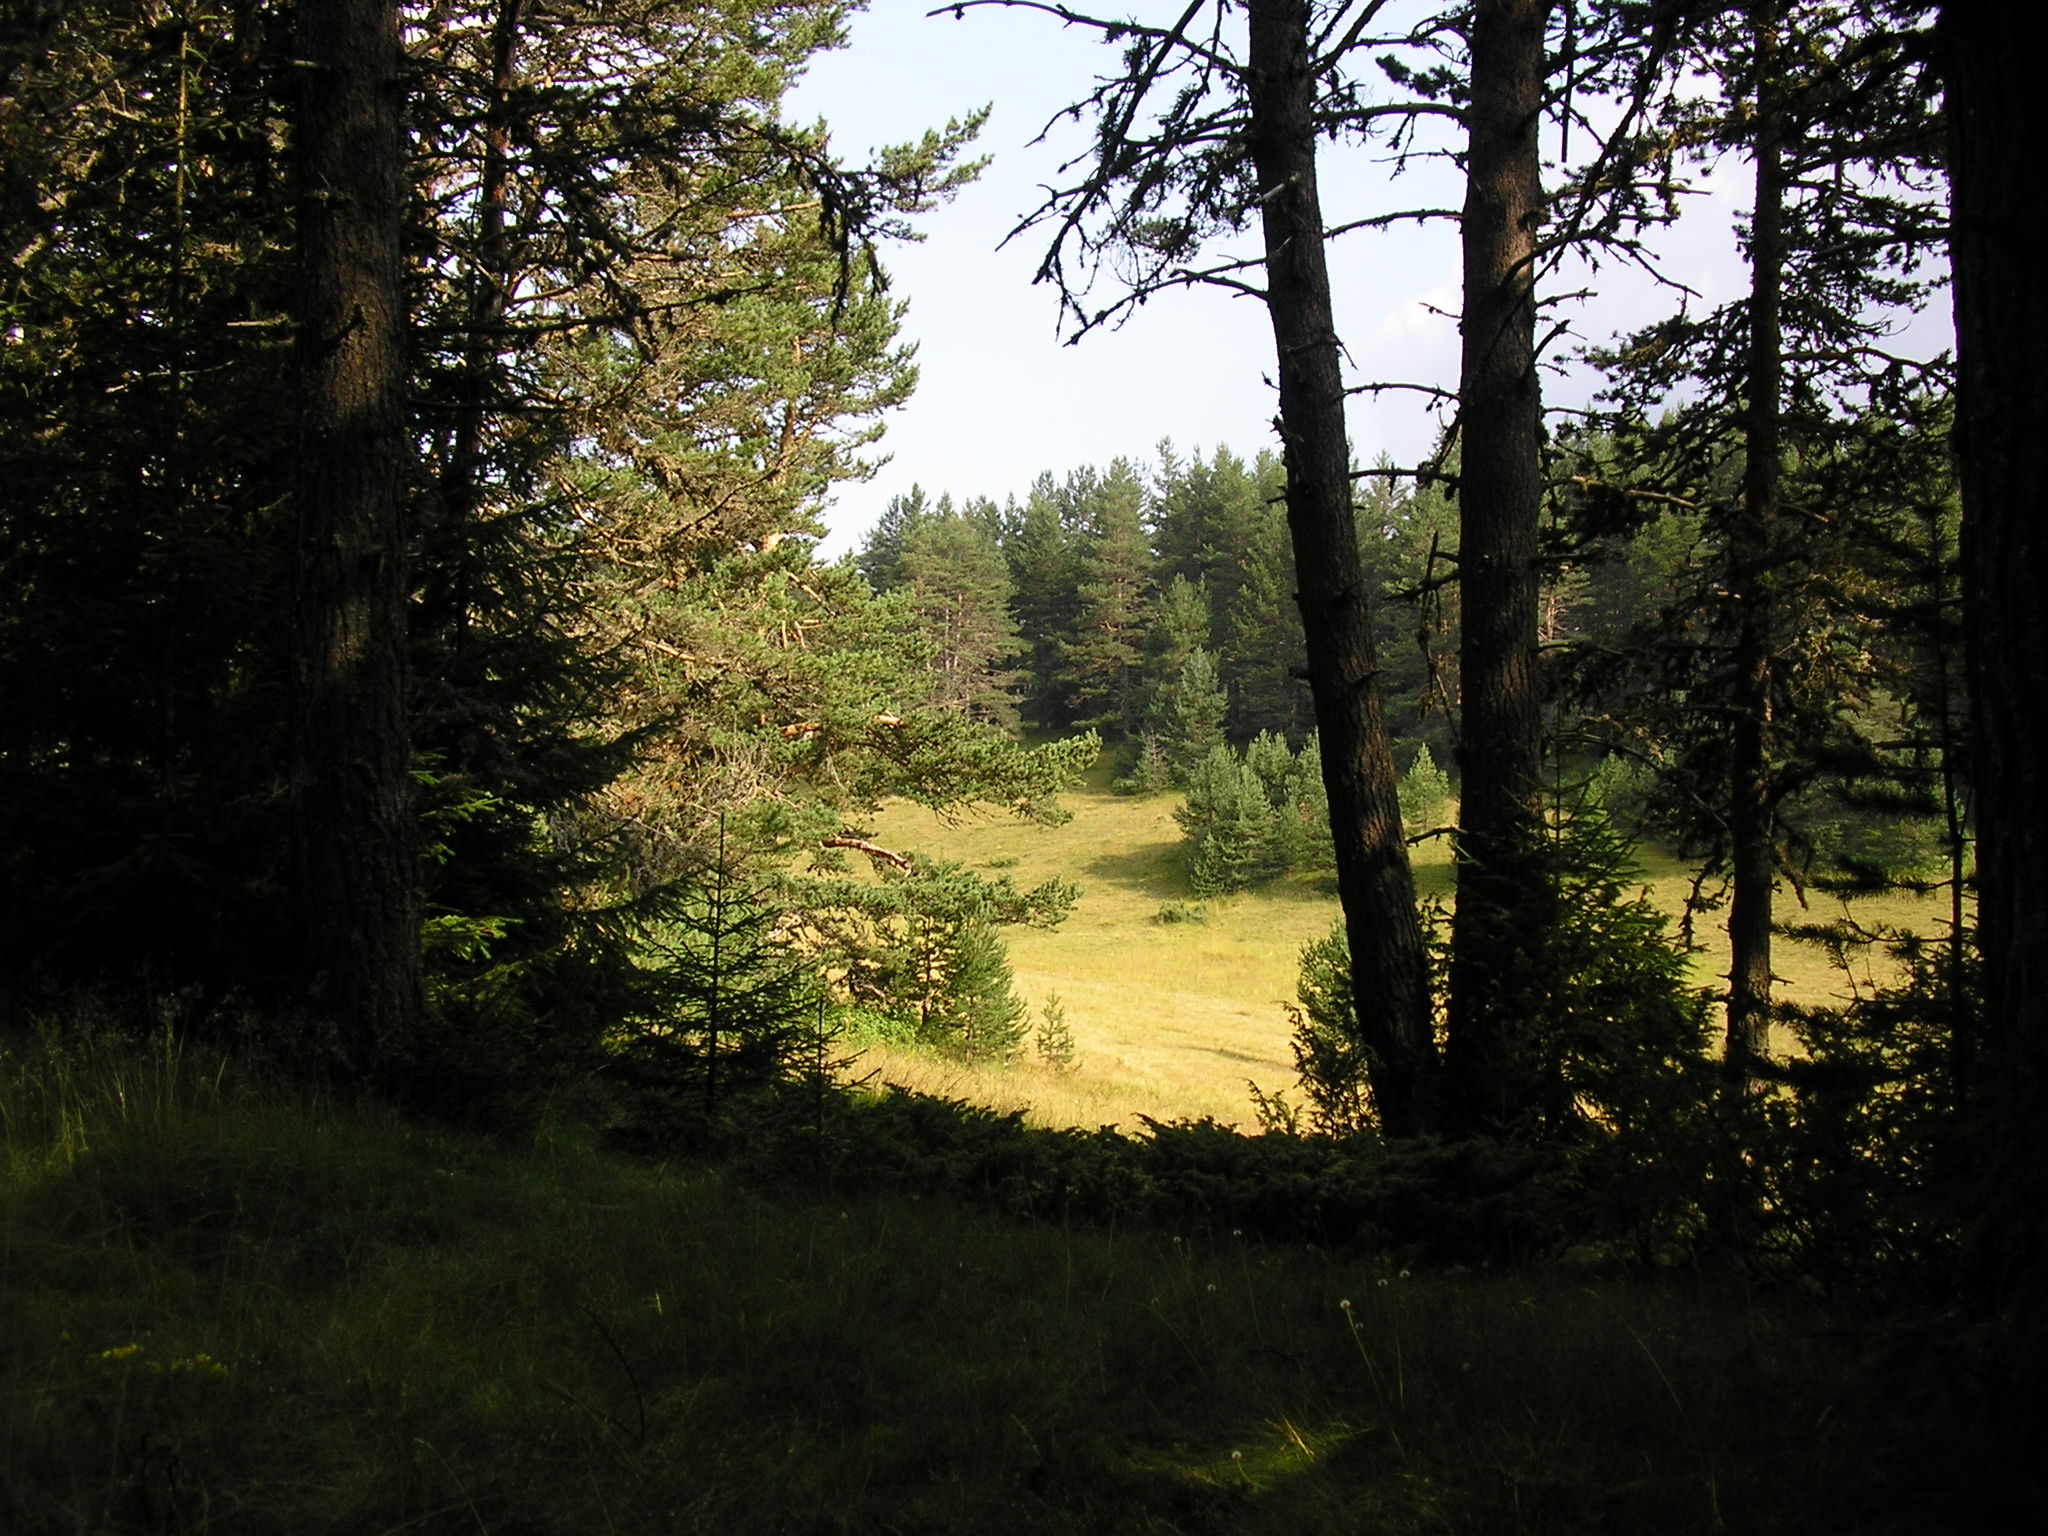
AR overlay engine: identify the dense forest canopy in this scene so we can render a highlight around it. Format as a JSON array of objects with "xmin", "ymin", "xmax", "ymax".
[{"xmin": 1, "ymin": 0, "xmax": 2042, "ymax": 1369}]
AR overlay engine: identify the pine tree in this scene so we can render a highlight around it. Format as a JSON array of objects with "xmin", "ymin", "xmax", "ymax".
[
  {"xmin": 0, "ymin": 0, "xmax": 300, "ymax": 999},
  {"xmin": 1223, "ymin": 493, "xmax": 1310, "ymax": 740},
  {"xmin": 1176, "ymin": 745, "xmax": 1285, "ymax": 896},
  {"xmin": 1940, "ymin": 0, "xmax": 2048, "ymax": 1327},
  {"xmin": 1033, "ymin": 992, "xmax": 1079, "ymax": 1074},
  {"xmin": 832, "ymin": 859, "xmax": 1063, "ymax": 1062},
  {"xmin": 931, "ymin": 919, "xmax": 1029, "ymax": 1062},
  {"xmin": 1165, "ymin": 648, "xmax": 1229, "ymax": 783},
  {"xmin": 1575, "ymin": 0, "xmax": 1945, "ymax": 1095},
  {"xmin": 857, "ymin": 486, "xmax": 936, "ymax": 593},
  {"xmin": 1446, "ymin": 0, "xmax": 1551, "ymax": 1132},
  {"xmin": 1005, "ymin": 474, "xmax": 1084, "ymax": 731},
  {"xmin": 985, "ymin": 0, "xmax": 1441, "ymax": 1129},
  {"xmin": 621, "ymin": 817, "xmax": 819, "ymax": 1118},
  {"xmin": 898, "ymin": 509, "xmax": 1024, "ymax": 726},
  {"xmin": 1399, "ymin": 743, "xmax": 1454, "ymax": 836},
  {"xmin": 1152, "ymin": 443, "xmax": 1269, "ymax": 640},
  {"xmin": 1061, "ymin": 459, "xmax": 1157, "ymax": 741},
  {"xmin": 1144, "ymin": 573, "xmax": 1214, "ymax": 727}
]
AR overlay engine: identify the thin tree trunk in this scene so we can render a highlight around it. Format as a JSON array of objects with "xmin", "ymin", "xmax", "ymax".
[
  {"xmin": 1245, "ymin": 0, "xmax": 1436, "ymax": 1137},
  {"xmin": 1725, "ymin": 0, "xmax": 1784, "ymax": 1091},
  {"xmin": 1446, "ymin": 0, "xmax": 1550, "ymax": 1134},
  {"xmin": 432, "ymin": 0, "xmax": 524, "ymax": 695},
  {"xmin": 1941, "ymin": 0, "xmax": 2048, "ymax": 1319},
  {"xmin": 291, "ymin": 0, "xmax": 421, "ymax": 1075}
]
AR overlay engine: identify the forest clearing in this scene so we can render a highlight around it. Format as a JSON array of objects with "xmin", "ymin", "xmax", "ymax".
[
  {"xmin": 859, "ymin": 769, "xmax": 1941, "ymax": 1130},
  {"xmin": 3, "ymin": 1, "xmax": 2043, "ymax": 1529}
]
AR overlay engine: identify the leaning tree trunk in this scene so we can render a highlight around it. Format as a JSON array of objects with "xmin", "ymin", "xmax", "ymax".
[
  {"xmin": 1941, "ymin": 0, "xmax": 2048, "ymax": 1324},
  {"xmin": 1724, "ymin": 0, "xmax": 1784, "ymax": 1092},
  {"xmin": 1446, "ymin": 0, "xmax": 1551, "ymax": 1135},
  {"xmin": 1245, "ymin": 0, "xmax": 1437, "ymax": 1138},
  {"xmin": 290, "ymin": 0, "xmax": 422, "ymax": 1075}
]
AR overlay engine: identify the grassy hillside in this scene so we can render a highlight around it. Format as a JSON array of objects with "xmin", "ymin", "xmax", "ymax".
[
  {"xmin": 866, "ymin": 774, "xmax": 1944, "ymax": 1129},
  {"xmin": 0, "ymin": 1033, "xmax": 1998, "ymax": 1536}
]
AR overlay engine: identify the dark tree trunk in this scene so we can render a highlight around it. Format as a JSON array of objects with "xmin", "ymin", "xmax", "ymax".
[
  {"xmin": 1941, "ymin": 0, "xmax": 2048, "ymax": 1319},
  {"xmin": 1245, "ymin": 0, "xmax": 1436, "ymax": 1138},
  {"xmin": 430, "ymin": 0, "xmax": 525, "ymax": 699},
  {"xmin": 1446, "ymin": 0, "xmax": 1550, "ymax": 1134},
  {"xmin": 1725, "ymin": 0, "xmax": 1784, "ymax": 1091},
  {"xmin": 290, "ymin": 0, "xmax": 421, "ymax": 1075}
]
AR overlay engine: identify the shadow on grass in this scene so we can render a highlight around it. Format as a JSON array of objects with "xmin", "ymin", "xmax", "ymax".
[{"xmin": 1080, "ymin": 837, "xmax": 1188, "ymax": 893}]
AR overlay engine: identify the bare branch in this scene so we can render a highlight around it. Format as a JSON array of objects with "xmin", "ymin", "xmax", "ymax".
[{"xmin": 821, "ymin": 835, "xmax": 913, "ymax": 872}]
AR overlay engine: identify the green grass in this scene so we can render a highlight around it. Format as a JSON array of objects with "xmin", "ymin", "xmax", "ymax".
[
  {"xmin": 869, "ymin": 774, "xmax": 1947, "ymax": 1129},
  {"xmin": 1, "ymin": 1031, "xmax": 2002, "ymax": 1535}
]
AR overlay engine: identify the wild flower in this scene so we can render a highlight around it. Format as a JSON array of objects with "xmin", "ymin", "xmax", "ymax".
[
  {"xmin": 164, "ymin": 1353, "xmax": 230, "ymax": 1379},
  {"xmin": 98, "ymin": 1343, "xmax": 142, "ymax": 1362}
]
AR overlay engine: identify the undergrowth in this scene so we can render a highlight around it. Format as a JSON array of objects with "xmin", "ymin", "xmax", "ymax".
[{"xmin": 0, "ymin": 1029, "xmax": 2023, "ymax": 1534}]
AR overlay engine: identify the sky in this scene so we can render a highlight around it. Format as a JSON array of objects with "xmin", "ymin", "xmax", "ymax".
[{"xmin": 786, "ymin": 2, "xmax": 1944, "ymax": 556}]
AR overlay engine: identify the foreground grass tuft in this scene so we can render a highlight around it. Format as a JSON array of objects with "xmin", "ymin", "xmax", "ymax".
[{"xmin": 1, "ymin": 1032, "xmax": 2013, "ymax": 1533}]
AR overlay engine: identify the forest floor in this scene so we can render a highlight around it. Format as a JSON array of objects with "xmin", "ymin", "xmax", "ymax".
[
  {"xmin": 863, "ymin": 770, "xmax": 1945, "ymax": 1130},
  {"xmin": 0, "ymin": 1033, "xmax": 2013, "ymax": 1536}
]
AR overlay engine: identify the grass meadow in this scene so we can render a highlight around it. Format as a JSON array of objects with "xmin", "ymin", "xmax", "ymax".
[
  {"xmin": 0, "ymin": 777, "xmax": 1989, "ymax": 1532},
  {"xmin": 862, "ymin": 771, "xmax": 1944, "ymax": 1130},
  {"xmin": 0, "ymin": 1031, "xmax": 2004, "ymax": 1535}
]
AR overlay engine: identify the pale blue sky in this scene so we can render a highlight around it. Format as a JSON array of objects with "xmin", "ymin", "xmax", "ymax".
[
  {"xmin": 788, "ymin": 2, "xmax": 1945, "ymax": 555},
  {"xmin": 789, "ymin": 1, "xmax": 1473, "ymax": 551}
]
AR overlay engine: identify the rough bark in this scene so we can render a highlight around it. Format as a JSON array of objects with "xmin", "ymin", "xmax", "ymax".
[
  {"xmin": 1941, "ymin": 0, "xmax": 2048, "ymax": 1319},
  {"xmin": 1445, "ymin": 0, "xmax": 1550, "ymax": 1133},
  {"xmin": 1725, "ymin": 0, "xmax": 1784, "ymax": 1090},
  {"xmin": 1245, "ymin": 0, "xmax": 1436, "ymax": 1137},
  {"xmin": 290, "ymin": 0, "xmax": 422, "ymax": 1074}
]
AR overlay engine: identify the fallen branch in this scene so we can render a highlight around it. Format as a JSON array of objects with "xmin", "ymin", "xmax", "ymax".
[{"xmin": 822, "ymin": 836, "xmax": 913, "ymax": 872}]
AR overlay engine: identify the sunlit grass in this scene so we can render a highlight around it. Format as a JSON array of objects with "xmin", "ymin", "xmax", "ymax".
[
  {"xmin": 870, "ymin": 776, "xmax": 1946, "ymax": 1128},
  {"xmin": 871, "ymin": 782, "xmax": 1454, "ymax": 1128}
]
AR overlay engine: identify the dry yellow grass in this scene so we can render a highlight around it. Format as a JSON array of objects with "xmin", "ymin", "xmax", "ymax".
[
  {"xmin": 865, "ymin": 786, "xmax": 1449, "ymax": 1129},
  {"xmin": 860, "ymin": 779, "xmax": 1946, "ymax": 1131}
]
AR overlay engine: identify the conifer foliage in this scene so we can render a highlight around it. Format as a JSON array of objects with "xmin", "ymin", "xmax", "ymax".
[{"xmin": 0, "ymin": 0, "xmax": 1055, "ymax": 1106}]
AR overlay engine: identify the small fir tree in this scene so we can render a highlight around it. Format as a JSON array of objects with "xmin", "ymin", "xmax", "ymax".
[
  {"xmin": 909, "ymin": 915, "xmax": 1029, "ymax": 1062},
  {"xmin": 1034, "ymin": 992, "xmax": 1079, "ymax": 1074},
  {"xmin": 1398, "ymin": 742, "xmax": 1453, "ymax": 835},
  {"xmin": 1118, "ymin": 733, "xmax": 1175, "ymax": 795},
  {"xmin": 619, "ymin": 820, "xmax": 820, "ymax": 1123}
]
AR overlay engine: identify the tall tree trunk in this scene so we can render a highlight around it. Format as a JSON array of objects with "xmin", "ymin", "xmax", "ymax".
[
  {"xmin": 1725, "ymin": 0, "xmax": 1784, "ymax": 1091},
  {"xmin": 1446, "ymin": 0, "xmax": 1550, "ymax": 1134},
  {"xmin": 1941, "ymin": 0, "xmax": 2048, "ymax": 1322},
  {"xmin": 290, "ymin": 0, "xmax": 421, "ymax": 1075},
  {"xmin": 431, "ymin": 0, "xmax": 525, "ymax": 698},
  {"xmin": 1245, "ymin": 0, "xmax": 1436, "ymax": 1137}
]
